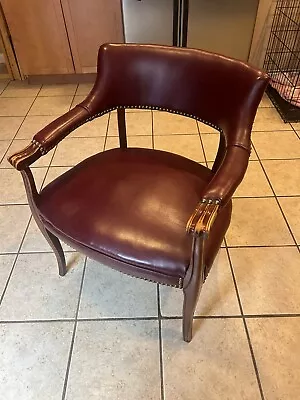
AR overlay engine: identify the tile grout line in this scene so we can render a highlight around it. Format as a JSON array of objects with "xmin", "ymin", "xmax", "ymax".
[
  {"xmin": 151, "ymin": 110, "xmax": 155, "ymax": 149},
  {"xmin": 289, "ymin": 122, "xmax": 300, "ymax": 140},
  {"xmin": 157, "ymin": 284, "xmax": 165, "ymax": 400},
  {"xmin": 251, "ymin": 142, "xmax": 299, "ymax": 249},
  {"xmin": 2, "ymin": 313, "xmax": 300, "ymax": 325},
  {"xmin": 61, "ymin": 256, "xmax": 87, "ymax": 400},
  {"xmin": 225, "ymin": 244, "xmax": 265, "ymax": 400},
  {"xmin": 197, "ymin": 120, "xmax": 208, "ymax": 167},
  {"xmin": 0, "ymin": 79, "xmax": 11, "ymax": 96},
  {"xmin": 102, "ymin": 112, "xmax": 112, "ymax": 151}
]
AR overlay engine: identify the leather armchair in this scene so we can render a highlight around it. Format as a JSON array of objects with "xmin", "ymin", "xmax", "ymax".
[{"xmin": 8, "ymin": 44, "xmax": 269, "ymax": 342}]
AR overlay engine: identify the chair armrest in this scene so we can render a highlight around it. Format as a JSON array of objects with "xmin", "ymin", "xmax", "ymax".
[
  {"xmin": 8, "ymin": 105, "xmax": 91, "ymax": 171},
  {"xmin": 186, "ymin": 145, "xmax": 250, "ymax": 236}
]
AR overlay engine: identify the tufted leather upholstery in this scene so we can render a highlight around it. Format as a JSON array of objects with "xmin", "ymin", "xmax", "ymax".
[{"xmin": 8, "ymin": 44, "xmax": 269, "ymax": 341}]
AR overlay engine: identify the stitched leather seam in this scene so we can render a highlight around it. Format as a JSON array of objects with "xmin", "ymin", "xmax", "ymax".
[{"xmin": 227, "ymin": 143, "xmax": 251, "ymax": 153}]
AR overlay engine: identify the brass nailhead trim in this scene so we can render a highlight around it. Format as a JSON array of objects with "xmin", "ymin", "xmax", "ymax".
[
  {"xmin": 31, "ymin": 139, "xmax": 46, "ymax": 155},
  {"xmin": 31, "ymin": 104, "xmax": 222, "ymax": 159},
  {"xmin": 121, "ymin": 269, "xmax": 183, "ymax": 289},
  {"xmin": 84, "ymin": 105, "xmax": 222, "ymax": 134}
]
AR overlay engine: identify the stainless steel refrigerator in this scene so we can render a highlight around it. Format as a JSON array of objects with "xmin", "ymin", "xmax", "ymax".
[{"xmin": 122, "ymin": 0, "xmax": 259, "ymax": 61}]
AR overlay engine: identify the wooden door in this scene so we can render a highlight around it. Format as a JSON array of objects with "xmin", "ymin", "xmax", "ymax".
[
  {"xmin": 0, "ymin": 0, "xmax": 74, "ymax": 75},
  {"xmin": 62, "ymin": 0, "xmax": 124, "ymax": 73}
]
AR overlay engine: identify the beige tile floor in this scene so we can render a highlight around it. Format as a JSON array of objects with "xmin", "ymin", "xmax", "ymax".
[{"xmin": 0, "ymin": 81, "xmax": 299, "ymax": 400}]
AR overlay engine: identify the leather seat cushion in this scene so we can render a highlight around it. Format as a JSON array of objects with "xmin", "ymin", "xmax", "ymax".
[{"xmin": 38, "ymin": 148, "xmax": 231, "ymax": 280}]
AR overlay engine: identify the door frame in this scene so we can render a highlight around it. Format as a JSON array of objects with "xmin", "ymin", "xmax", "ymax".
[{"xmin": 0, "ymin": 4, "xmax": 22, "ymax": 79}]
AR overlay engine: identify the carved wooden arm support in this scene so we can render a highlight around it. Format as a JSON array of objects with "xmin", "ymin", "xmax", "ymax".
[{"xmin": 186, "ymin": 198, "xmax": 221, "ymax": 236}]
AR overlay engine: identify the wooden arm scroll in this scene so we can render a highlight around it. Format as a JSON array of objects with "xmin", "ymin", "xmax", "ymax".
[
  {"xmin": 8, "ymin": 141, "xmax": 45, "ymax": 171},
  {"xmin": 186, "ymin": 198, "xmax": 221, "ymax": 236}
]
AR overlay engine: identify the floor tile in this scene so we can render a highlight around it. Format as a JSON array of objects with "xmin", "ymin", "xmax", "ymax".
[
  {"xmin": 279, "ymin": 197, "xmax": 300, "ymax": 244},
  {"xmin": 21, "ymin": 219, "xmax": 74, "ymax": 253},
  {"xmin": 2, "ymin": 139, "xmax": 54, "ymax": 168},
  {"xmin": 154, "ymin": 134, "xmax": 205, "ymax": 162},
  {"xmin": 252, "ymin": 108, "xmax": 291, "ymax": 131},
  {"xmin": 29, "ymin": 96, "xmax": 73, "ymax": 116},
  {"xmin": 0, "ymin": 205, "xmax": 31, "ymax": 253},
  {"xmin": 0, "ymin": 79, "xmax": 9, "ymax": 94},
  {"xmin": 251, "ymin": 130, "xmax": 300, "ymax": 159},
  {"xmin": 78, "ymin": 259, "xmax": 158, "ymax": 319},
  {"xmin": 105, "ymin": 135, "xmax": 153, "ymax": 151},
  {"xmin": 0, "ymin": 254, "xmax": 16, "ymax": 297},
  {"xmin": 127, "ymin": 135, "xmax": 153, "ymax": 148},
  {"xmin": 233, "ymin": 161, "xmax": 273, "ymax": 197},
  {"xmin": 76, "ymin": 83, "xmax": 94, "ymax": 95},
  {"xmin": 42, "ymin": 166, "xmax": 70, "ymax": 187},
  {"xmin": 104, "ymin": 136, "xmax": 119, "ymax": 150},
  {"xmin": 65, "ymin": 320, "xmax": 160, "ymax": 400},
  {"xmin": 70, "ymin": 95, "xmax": 85, "ymax": 108},
  {"xmin": 69, "ymin": 115, "xmax": 109, "ymax": 138},
  {"xmin": 0, "ymin": 140, "xmax": 11, "ymax": 162},
  {"xmin": 111, "ymin": 109, "xmax": 150, "ymax": 114},
  {"xmin": 0, "ymin": 81, "xmax": 41, "ymax": 98},
  {"xmin": 247, "ymin": 318, "xmax": 300, "ymax": 400},
  {"xmin": 0, "ymin": 321, "xmax": 73, "ymax": 400},
  {"xmin": 0, "ymin": 116, "xmax": 24, "ymax": 140},
  {"xmin": 15, "ymin": 115, "xmax": 55, "ymax": 139},
  {"xmin": 160, "ymin": 249, "xmax": 240, "ymax": 317},
  {"xmin": 230, "ymin": 247, "xmax": 300, "ymax": 314},
  {"xmin": 200, "ymin": 133, "xmax": 219, "ymax": 162},
  {"xmin": 0, "ymin": 97, "xmax": 35, "ymax": 117},
  {"xmin": 153, "ymin": 111, "xmax": 198, "ymax": 135},
  {"xmin": 262, "ymin": 159, "xmax": 300, "ymax": 196},
  {"xmin": 108, "ymin": 111, "xmax": 152, "ymax": 136},
  {"xmin": 226, "ymin": 198, "xmax": 294, "ymax": 246},
  {"xmin": 291, "ymin": 122, "xmax": 300, "ymax": 134},
  {"xmin": 39, "ymin": 83, "xmax": 77, "ymax": 96},
  {"xmin": 162, "ymin": 319, "xmax": 260, "ymax": 400},
  {"xmin": 197, "ymin": 121, "xmax": 219, "ymax": 133},
  {"xmin": 51, "ymin": 137, "xmax": 104, "ymax": 166},
  {"xmin": 202, "ymin": 134, "xmax": 257, "ymax": 162},
  {"xmin": 259, "ymin": 93, "xmax": 272, "ymax": 107},
  {"xmin": 0, "ymin": 253, "xmax": 84, "ymax": 320},
  {"xmin": 0, "ymin": 168, "xmax": 47, "ymax": 204}
]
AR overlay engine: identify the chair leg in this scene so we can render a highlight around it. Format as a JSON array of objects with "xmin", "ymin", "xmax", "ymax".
[
  {"xmin": 41, "ymin": 225, "xmax": 67, "ymax": 276},
  {"xmin": 20, "ymin": 169, "xmax": 67, "ymax": 277},
  {"xmin": 182, "ymin": 235, "xmax": 205, "ymax": 342},
  {"xmin": 182, "ymin": 277, "xmax": 203, "ymax": 342}
]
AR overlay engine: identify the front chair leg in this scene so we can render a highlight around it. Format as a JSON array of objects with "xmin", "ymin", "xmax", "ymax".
[
  {"xmin": 40, "ymin": 225, "xmax": 67, "ymax": 276},
  {"xmin": 21, "ymin": 168, "xmax": 67, "ymax": 276},
  {"xmin": 182, "ymin": 235, "xmax": 206, "ymax": 342}
]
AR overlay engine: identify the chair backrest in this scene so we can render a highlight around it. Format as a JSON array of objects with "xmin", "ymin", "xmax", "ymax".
[{"xmin": 84, "ymin": 44, "xmax": 269, "ymax": 149}]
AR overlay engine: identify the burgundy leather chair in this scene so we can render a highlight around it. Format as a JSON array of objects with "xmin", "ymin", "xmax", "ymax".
[{"xmin": 9, "ymin": 44, "xmax": 269, "ymax": 342}]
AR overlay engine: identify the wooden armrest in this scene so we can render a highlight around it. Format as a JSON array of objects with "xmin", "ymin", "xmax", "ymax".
[{"xmin": 186, "ymin": 199, "xmax": 221, "ymax": 236}]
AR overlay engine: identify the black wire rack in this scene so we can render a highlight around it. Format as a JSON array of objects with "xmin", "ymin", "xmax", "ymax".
[{"xmin": 263, "ymin": 0, "xmax": 300, "ymax": 122}]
